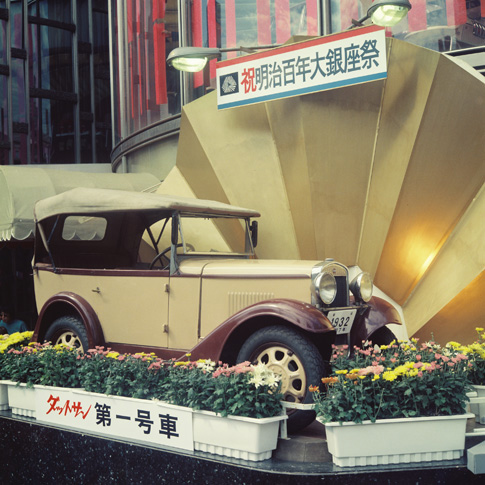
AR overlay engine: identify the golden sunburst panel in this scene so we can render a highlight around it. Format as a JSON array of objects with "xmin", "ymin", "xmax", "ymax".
[{"xmin": 163, "ymin": 37, "xmax": 485, "ymax": 341}]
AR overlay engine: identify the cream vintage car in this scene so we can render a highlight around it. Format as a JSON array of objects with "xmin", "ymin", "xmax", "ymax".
[{"xmin": 31, "ymin": 187, "xmax": 402, "ymax": 431}]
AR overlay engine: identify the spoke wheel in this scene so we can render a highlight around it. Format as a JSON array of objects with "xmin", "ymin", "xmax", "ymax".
[
  {"xmin": 237, "ymin": 325, "xmax": 327, "ymax": 433},
  {"xmin": 251, "ymin": 344, "xmax": 306, "ymax": 402},
  {"xmin": 54, "ymin": 331, "xmax": 83, "ymax": 349},
  {"xmin": 44, "ymin": 315, "xmax": 89, "ymax": 352}
]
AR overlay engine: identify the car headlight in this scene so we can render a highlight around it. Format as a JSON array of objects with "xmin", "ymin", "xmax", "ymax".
[
  {"xmin": 350, "ymin": 272, "xmax": 373, "ymax": 303},
  {"xmin": 313, "ymin": 272, "xmax": 337, "ymax": 305}
]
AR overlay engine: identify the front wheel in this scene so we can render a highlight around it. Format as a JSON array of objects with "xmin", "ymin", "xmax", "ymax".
[
  {"xmin": 44, "ymin": 315, "xmax": 89, "ymax": 352},
  {"xmin": 367, "ymin": 326, "xmax": 397, "ymax": 346},
  {"xmin": 237, "ymin": 325, "xmax": 327, "ymax": 433}
]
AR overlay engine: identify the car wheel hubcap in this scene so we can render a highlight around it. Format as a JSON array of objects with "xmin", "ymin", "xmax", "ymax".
[
  {"xmin": 252, "ymin": 345, "xmax": 306, "ymax": 402},
  {"xmin": 56, "ymin": 331, "xmax": 82, "ymax": 349}
]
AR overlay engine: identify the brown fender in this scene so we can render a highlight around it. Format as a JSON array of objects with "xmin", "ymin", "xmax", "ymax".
[
  {"xmin": 32, "ymin": 292, "xmax": 105, "ymax": 348},
  {"xmin": 349, "ymin": 295, "xmax": 402, "ymax": 348},
  {"xmin": 188, "ymin": 298, "xmax": 335, "ymax": 361}
]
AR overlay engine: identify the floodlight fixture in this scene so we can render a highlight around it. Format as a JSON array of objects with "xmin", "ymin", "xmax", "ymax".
[
  {"xmin": 349, "ymin": 0, "xmax": 412, "ymax": 29},
  {"xmin": 167, "ymin": 45, "xmax": 279, "ymax": 72}
]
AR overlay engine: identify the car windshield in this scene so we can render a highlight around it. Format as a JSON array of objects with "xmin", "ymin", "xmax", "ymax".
[{"xmin": 178, "ymin": 215, "xmax": 252, "ymax": 256}]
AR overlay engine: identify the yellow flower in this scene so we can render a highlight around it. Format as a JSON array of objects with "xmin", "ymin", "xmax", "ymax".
[
  {"xmin": 335, "ymin": 369, "xmax": 348, "ymax": 375},
  {"xmin": 106, "ymin": 351, "xmax": 120, "ymax": 359},
  {"xmin": 382, "ymin": 371, "xmax": 397, "ymax": 381}
]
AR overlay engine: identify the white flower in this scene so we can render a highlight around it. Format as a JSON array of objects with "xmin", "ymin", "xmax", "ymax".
[{"xmin": 196, "ymin": 359, "xmax": 216, "ymax": 373}]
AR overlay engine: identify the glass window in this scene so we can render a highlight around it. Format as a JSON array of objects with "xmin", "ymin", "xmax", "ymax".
[
  {"xmin": 186, "ymin": 0, "xmax": 319, "ymax": 102},
  {"xmin": 111, "ymin": 0, "xmax": 121, "ymax": 146},
  {"xmin": 12, "ymin": 133, "xmax": 28, "ymax": 165},
  {"xmin": 30, "ymin": 98, "xmax": 76, "ymax": 164},
  {"xmin": 94, "ymin": 77, "xmax": 111, "ymax": 164},
  {"xmin": 10, "ymin": 0, "xmax": 24, "ymax": 49},
  {"xmin": 62, "ymin": 216, "xmax": 107, "ymax": 241},
  {"xmin": 77, "ymin": 0, "xmax": 90, "ymax": 43},
  {"xmin": 329, "ymin": 1, "xmax": 485, "ymax": 52},
  {"xmin": 123, "ymin": 0, "xmax": 180, "ymax": 133},
  {"xmin": 0, "ymin": 75, "xmax": 7, "ymax": 138},
  {"xmin": 179, "ymin": 216, "xmax": 247, "ymax": 255},
  {"xmin": 38, "ymin": 0, "xmax": 72, "ymax": 24},
  {"xmin": 0, "ymin": 74, "xmax": 8, "ymax": 165},
  {"xmin": 80, "ymin": 118, "xmax": 93, "ymax": 164},
  {"xmin": 0, "ymin": 148, "xmax": 8, "ymax": 165},
  {"xmin": 11, "ymin": 59, "xmax": 27, "ymax": 123},
  {"xmin": 0, "ymin": 19, "xmax": 6, "ymax": 64},
  {"xmin": 29, "ymin": 24, "xmax": 73, "ymax": 92}
]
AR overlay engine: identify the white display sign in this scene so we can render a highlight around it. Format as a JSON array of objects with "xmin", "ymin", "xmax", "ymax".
[
  {"xmin": 216, "ymin": 25, "xmax": 387, "ymax": 110},
  {"xmin": 36, "ymin": 388, "xmax": 194, "ymax": 451}
]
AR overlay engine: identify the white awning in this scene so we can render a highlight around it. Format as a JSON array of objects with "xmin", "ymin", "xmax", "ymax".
[{"xmin": 0, "ymin": 166, "xmax": 161, "ymax": 241}]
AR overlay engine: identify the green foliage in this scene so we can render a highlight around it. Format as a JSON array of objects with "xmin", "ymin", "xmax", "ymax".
[
  {"xmin": 312, "ymin": 337, "xmax": 472, "ymax": 424},
  {"xmin": 0, "ymin": 331, "xmax": 33, "ymax": 380},
  {"xmin": 1, "ymin": 341, "xmax": 82, "ymax": 388},
  {"xmin": 447, "ymin": 327, "xmax": 485, "ymax": 386},
  {"xmin": 72, "ymin": 349, "xmax": 283, "ymax": 418}
]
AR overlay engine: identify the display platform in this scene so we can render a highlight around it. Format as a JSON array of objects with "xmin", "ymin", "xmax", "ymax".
[{"xmin": 0, "ymin": 411, "xmax": 484, "ymax": 484}]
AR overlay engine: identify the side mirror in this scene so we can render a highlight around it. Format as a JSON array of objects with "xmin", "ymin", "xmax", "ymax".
[{"xmin": 250, "ymin": 221, "xmax": 258, "ymax": 248}]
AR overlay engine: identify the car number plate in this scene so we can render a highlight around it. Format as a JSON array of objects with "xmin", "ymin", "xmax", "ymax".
[{"xmin": 327, "ymin": 309, "xmax": 357, "ymax": 335}]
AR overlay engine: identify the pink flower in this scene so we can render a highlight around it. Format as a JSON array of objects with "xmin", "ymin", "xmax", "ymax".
[
  {"xmin": 390, "ymin": 358, "xmax": 396, "ymax": 363},
  {"xmin": 447, "ymin": 362, "xmax": 455, "ymax": 367},
  {"xmin": 358, "ymin": 365, "xmax": 384, "ymax": 376},
  {"xmin": 416, "ymin": 355, "xmax": 422, "ymax": 361}
]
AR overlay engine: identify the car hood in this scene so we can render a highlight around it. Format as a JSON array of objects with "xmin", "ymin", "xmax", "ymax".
[{"xmin": 177, "ymin": 258, "xmax": 319, "ymax": 278}]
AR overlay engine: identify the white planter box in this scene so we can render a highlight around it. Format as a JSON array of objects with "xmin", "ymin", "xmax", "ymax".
[
  {"xmin": 193, "ymin": 409, "xmax": 287, "ymax": 461},
  {"xmin": 324, "ymin": 413, "xmax": 474, "ymax": 467},
  {"xmin": 37, "ymin": 389, "xmax": 194, "ymax": 452},
  {"xmin": 470, "ymin": 385, "xmax": 485, "ymax": 424},
  {"xmin": 0, "ymin": 380, "xmax": 11, "ymax": 411},
  {"xmin": 6, "ymin": 382, "xmax": 36, "ymax": 417}
]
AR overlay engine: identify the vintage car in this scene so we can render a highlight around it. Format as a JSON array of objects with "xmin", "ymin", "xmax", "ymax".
[{"xmin": 31, "ymin": 187, "xmax": 402, "ymax": 431}]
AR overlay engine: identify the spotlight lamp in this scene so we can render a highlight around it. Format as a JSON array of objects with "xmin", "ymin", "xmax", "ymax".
[
  {"xmin": 167, "ymin": 44, "xmax": 279, "ymax": 72},
  {"xmin": 350, "ymin": 0, "xmax": 412, "ymax": 29},
  {"xmin": 166, "ymin": 47, "xmax": 222, "ymax": 72}
]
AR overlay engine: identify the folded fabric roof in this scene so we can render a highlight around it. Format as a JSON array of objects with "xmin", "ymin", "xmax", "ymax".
[{"xmin": 0, "ymin": 166, "xmax": 161, "ymax": 241}]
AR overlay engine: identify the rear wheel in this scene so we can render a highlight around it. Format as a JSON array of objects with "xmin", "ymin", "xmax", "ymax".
[
  {"xmin": 44, "ymin": 315, "xmax": 89, "ymax": 352},
  {"xmin": 237, "ymin": 325, "xmax": 327, "ymax": 433}
]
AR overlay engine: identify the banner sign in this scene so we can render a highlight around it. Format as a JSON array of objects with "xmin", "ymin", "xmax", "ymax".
[
  {"xmin": 36, "ymin": 388, "xmax": 194, "ymax": 451},
  {"xmin": 216, "ymin": 25, "xmax": 387, "ymax": 110}
]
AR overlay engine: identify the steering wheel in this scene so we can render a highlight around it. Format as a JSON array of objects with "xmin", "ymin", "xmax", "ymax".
[{"xmin": 149, "ymin": 243, "xmax": 195, "ymax": 270}]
